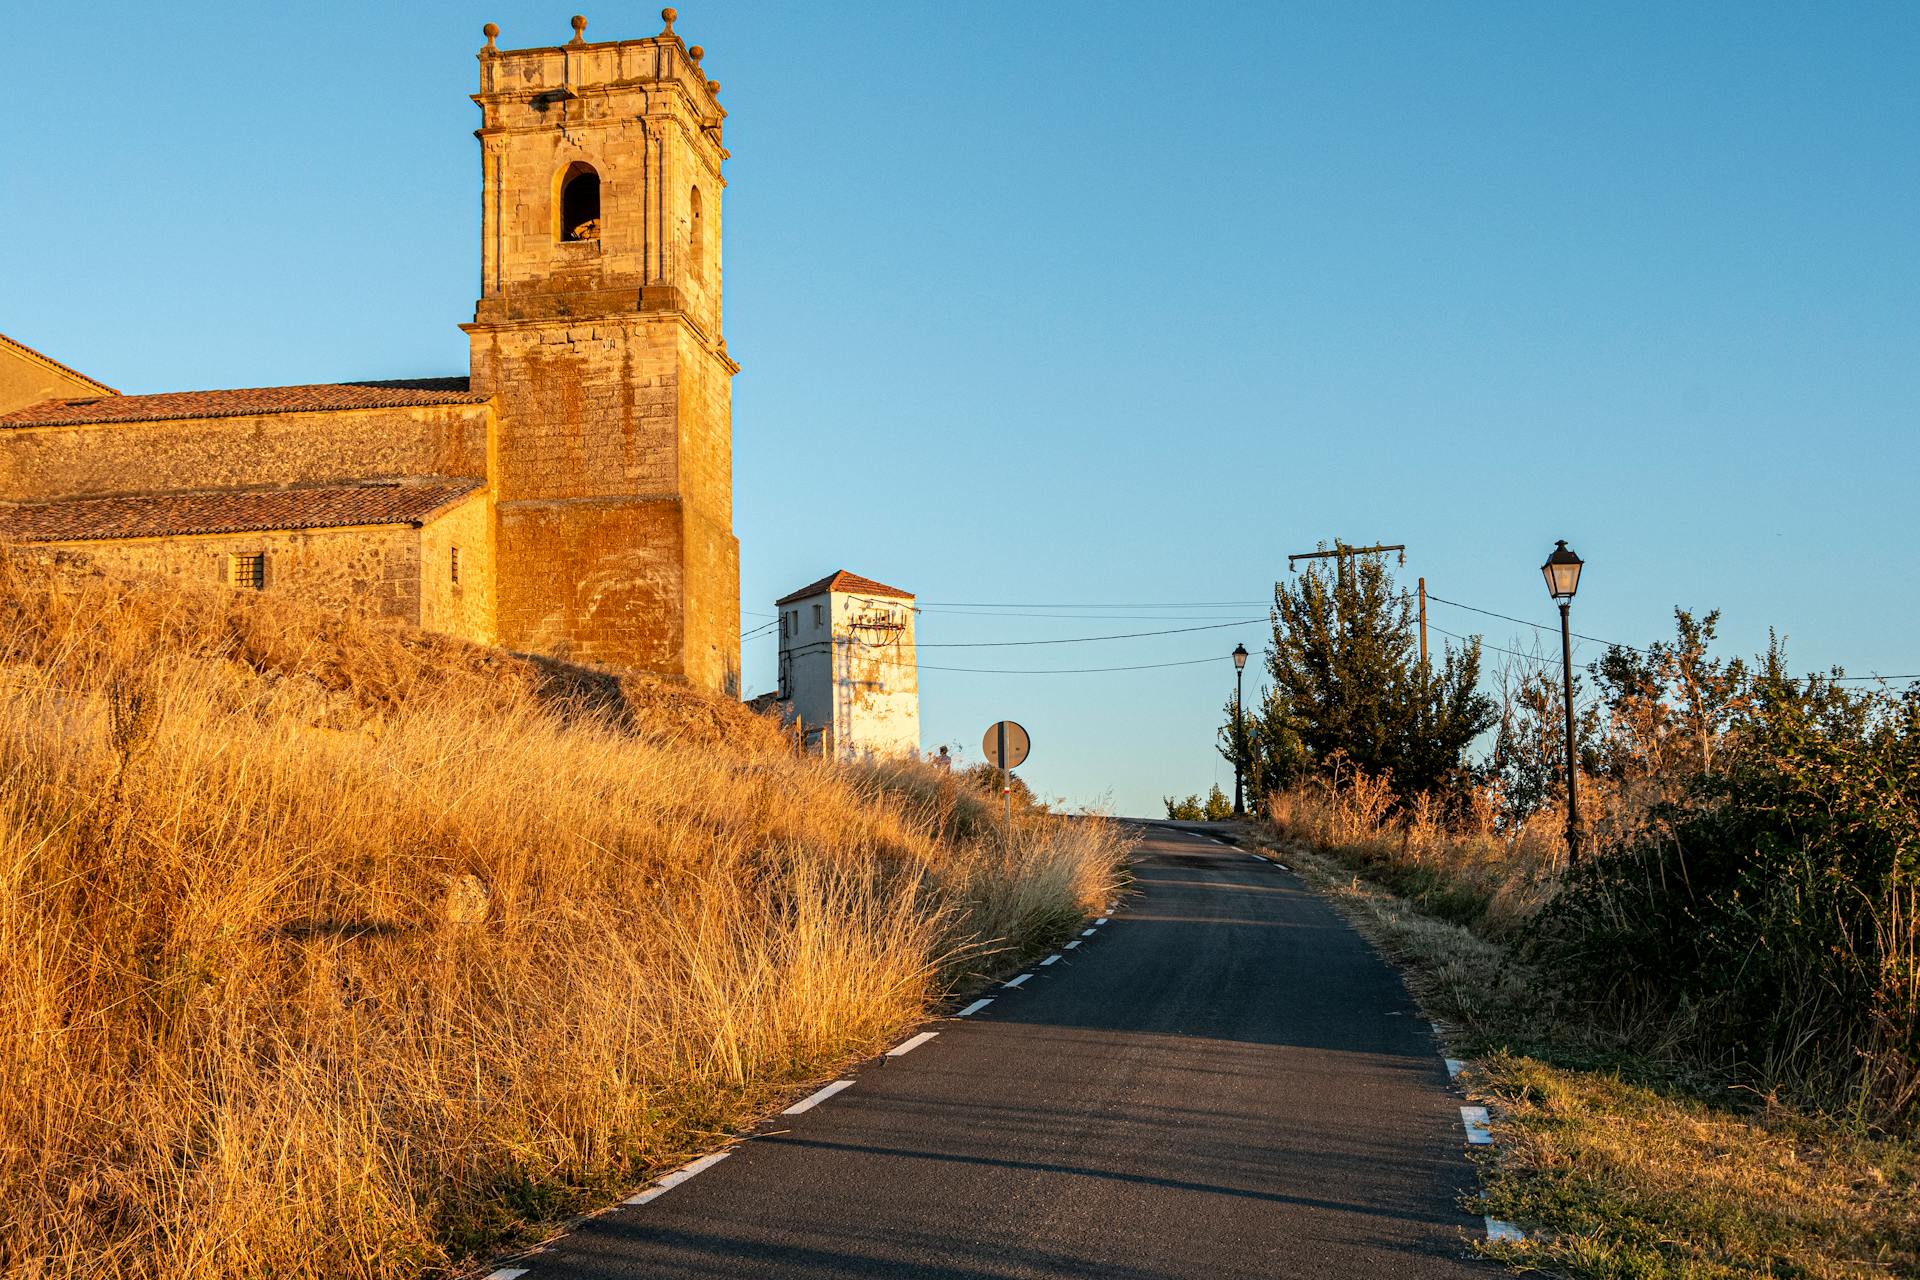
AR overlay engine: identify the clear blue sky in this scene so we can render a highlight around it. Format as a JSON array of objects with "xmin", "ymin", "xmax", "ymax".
[{"xmin": 5, "ymin": 2, "xmax": 1916, "ymax": 814}]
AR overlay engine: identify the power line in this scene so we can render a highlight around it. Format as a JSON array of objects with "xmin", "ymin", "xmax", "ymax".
[
  {"xmin": 914, "ymin": 599, "xmax": 1269, "ymax": 609},
  {"xmin": 917, "ymin": 607, "xmax": 1266, "ymax": 622},
  {"xmin": 917, "ymin": 617, "xmax": 1263, "ymax": 649},
  {"xmin": 918, "ymin": 655, "xmax": 1230, "ymax": 675},
  {"xmin": 1427, "ymin": 623, "xmax": 1558, "ymax": 667},
  {"xmin": 1424, "ymin": 592, "xmax": 1646, "ymax": 654}
]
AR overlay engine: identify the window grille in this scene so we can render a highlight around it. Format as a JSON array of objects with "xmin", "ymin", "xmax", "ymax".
[
  {"xmin": 450, "ymin": 545, "xmax": 461, "ymax": 584},
  {"xmin": 229, "ymin": 553, "xmax": 265, "ymax": 590}
]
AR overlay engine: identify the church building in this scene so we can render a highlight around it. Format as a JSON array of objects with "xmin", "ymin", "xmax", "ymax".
[{"xmin": 0, "ymin": 9, "xmax": 741, "ymax": 693}]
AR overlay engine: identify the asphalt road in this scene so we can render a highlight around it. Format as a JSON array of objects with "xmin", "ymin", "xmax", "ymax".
[{"xmin": 510, "ymin": 822, "xmax": 1493, "ymax": 1279}]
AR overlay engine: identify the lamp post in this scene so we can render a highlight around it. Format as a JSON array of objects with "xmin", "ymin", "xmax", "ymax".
[
  {"xmin": 1541, "ymin": 540, "xmax": 1585, "ymax": 866},
  {"xmin": 1231, "ymin": 643, "xmax": 1250, "ymax": 817}
]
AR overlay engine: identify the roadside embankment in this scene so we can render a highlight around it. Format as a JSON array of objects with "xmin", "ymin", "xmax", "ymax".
[
  {"xmin": 1245, "ymin": 779, "xmax": 1920, "ymax": 1279},
  {"xmin": 0, "ymin": 551, "xmax": 1129, "ymax": 1278}
]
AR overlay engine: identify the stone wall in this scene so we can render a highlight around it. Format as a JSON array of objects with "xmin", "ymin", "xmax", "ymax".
[
  {"xmin": 470, "ymin": 319, "xmax": 678, "ymax": 504},
  {"xmin": 0, "ymin": 341, "xmax": 110, "ymax": 417},
  {"xmin": 492, "ymin": 497, "xmax": 684, "ymax": 669},
  {"xmin": 418, "ymin": 492, "xmax": 495, "ymax": 643},
  {"xmin": 39, "ymin": 523, "xmax": 423, "ymax": 622},
  {"xmin": 0, "ymin": 404, "xmax": 490, "ymax": 502}
]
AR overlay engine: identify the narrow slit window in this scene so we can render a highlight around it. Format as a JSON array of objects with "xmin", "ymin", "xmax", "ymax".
[
  {"xmin": 449, "ymin": 545, "xmax": 461, "ymax": 584},
  {"xmin": 558, "ymin": 162, "xmax": 601, "ymax": 241},
  {"xmin": 230, "ymin": 553, "xmax": 265, "ymax": 591},
  {"xmin": 689, "ymin": 184, "xmax": 704, "ymax": 276}
]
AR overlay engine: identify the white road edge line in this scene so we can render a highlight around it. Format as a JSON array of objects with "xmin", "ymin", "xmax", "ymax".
[
  {"xmin": 1274, "ymin": 863, "xmax": 1291, "ymax": 872},
  {"xmin": 484, "ymin": 1270, "xmax": 530, "ymax": 1280},
  {"xmin": 1003, "ymin": 973, "xmax": 1033, "ymax": 988},
  {"xmin": 781, "ymin": 1080, "xmax": 855, "ymax": 1116},
  {"xmin": 1080, "ymin": 928, "xmax": 1097, "ymax": 937},
  {"xmin": 1460, "ymin": 1105, "xmax": 1493, "ymax": 1145},
  {"xmin": 1485, "ymin": 1218, "xmax": 1525, "ymax": 1243},
  {"xmin": 1040, "ymin": 954, "xmax": 1062, "ymax": 966},
  {"xmin": 624, "ymin": 1149, "xmax": 733, "ymax": 1205},
  {"xmin": 887, "ymin": 1031, "xmax": 939, "ymax": 1057},
  {"xmin": 1094, "ymin": 917, "xmax": 1109, "ymax": 925},
  {"xmin": 1065, "ymin": 940, "xmax": 1082, "ymax": 949},
  {"xmin": 956, "ymin": 998, "xmax": 994, "ymax": 1017},
  {"xmin": 1445, "ymin": 1058, "xmax": 1465, "ymax": 1080}
]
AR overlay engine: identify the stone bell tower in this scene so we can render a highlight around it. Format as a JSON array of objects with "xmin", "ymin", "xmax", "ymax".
[{"xmin": 465, "ymin": 7, "xmax": 739, "ymax": 692}]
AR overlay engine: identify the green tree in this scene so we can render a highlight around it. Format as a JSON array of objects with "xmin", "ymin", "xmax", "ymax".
[
  {"xmin": 1589, "ymin": 608, "xmax": 1749, "ymax": 784},
  {"xmin": 1163, "ymin": 784, "xmax": 1232, "ymax": 821},
  {"xmin": 1223, "ymin": 545, "xmax": 1494, "ymax": 797}
]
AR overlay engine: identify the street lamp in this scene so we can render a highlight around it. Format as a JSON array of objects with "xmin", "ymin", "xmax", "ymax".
[
  {"xmin": 1541, "ymin": 540, "xmax": 1584, "ymax": 866},
  {"xmin": 1231, "ymin": 643, "xmax": 1250, "ymax": 817}
]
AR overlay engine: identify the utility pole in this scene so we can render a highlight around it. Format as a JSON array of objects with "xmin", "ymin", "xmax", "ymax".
[
  {"xmin": 1418, "ymin": 576, "xmax": 1428, "ymax": 672},
  {"xmin": 1287, "ymin": 543, "xmax": 1408, "ymax": 626},
  {"xmin": 1287, "ymin": 542, "xmax": 1407, "ymax": 573}
]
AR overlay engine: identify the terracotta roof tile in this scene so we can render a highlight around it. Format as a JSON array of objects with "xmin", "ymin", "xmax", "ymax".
[
  {"xmin": 0, "ymin": 378, "xmax": 487, "ymax": 429},
  {"xmin": 0, "ymin": 480, "xmax": 485, "ymax": 543},
  {"xmin": 776, "ymin": 570, "xmax": 915, "ymax": 605}
]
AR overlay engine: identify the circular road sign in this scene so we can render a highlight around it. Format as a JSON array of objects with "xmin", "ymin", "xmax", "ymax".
[{"xmin": 982, "ymin": 720, "xmax": 1031, "ymax": 770}]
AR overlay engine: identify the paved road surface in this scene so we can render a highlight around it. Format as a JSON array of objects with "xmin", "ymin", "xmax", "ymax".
[{"xmin": 511, "ymin": 822, "xmax": 1493, "ymax": 1279}]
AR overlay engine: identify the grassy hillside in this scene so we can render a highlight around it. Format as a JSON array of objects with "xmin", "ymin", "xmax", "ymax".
[{"xmin": 0, "ymin": 550, "xmax": 1129, "ymax": 1278}]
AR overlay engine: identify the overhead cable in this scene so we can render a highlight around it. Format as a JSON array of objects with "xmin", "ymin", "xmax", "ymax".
[
  {"xmin": 917, "ymin": 655, "xmax": 1230, "ymax": 675},
  {"xmin": 916, "ymin": 617, "xmax": 1263, "ymax": 649}
]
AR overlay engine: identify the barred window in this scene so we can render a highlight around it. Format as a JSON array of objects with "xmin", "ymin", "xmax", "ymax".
[
  {"xmin": 229, "ymin": 553, "xmax": 265, "ymax": 591},
  {"xmin": 450, "ymin": 545, "xmax": 461, "ymax": 584}
]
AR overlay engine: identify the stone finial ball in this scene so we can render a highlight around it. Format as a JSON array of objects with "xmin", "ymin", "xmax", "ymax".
[
  {"xmin": 483, "ymin": 22, "xmax": 499, "ymax": 37},
  {"xmin": 571, "ymin": 14, "xmax": 587, "ymax": 32},
  {"xmin": 689, "ymin": 44, "xmax": 704, "ymax": 62},
  {"xmin": 662, "ymin": 8, "xmax": 678, "ymax": 25},
  {"xmin": 706, "ymin": 79, "xmax": 720, "ymax": 94}
]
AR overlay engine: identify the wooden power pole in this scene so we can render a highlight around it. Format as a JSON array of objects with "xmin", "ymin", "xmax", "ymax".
[{"xmin": 1418, "ymin": 576, "xmax": 1428, "ymax": 672}]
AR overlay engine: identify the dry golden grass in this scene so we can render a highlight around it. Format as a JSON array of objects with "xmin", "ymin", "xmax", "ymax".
[
  {"xmin": 0, "ymin": 551, "xmax": 1128, "ymax": 1278},
  {"xmin": 1266, "ymin": 765, "xmax": 1567, "ymax": 936},
  {"xmin": 1247, "ymin": 806, "xmax": 1920, "ymax": 1278}
]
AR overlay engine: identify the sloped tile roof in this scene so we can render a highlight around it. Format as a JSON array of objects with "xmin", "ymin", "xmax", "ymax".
[
  {"xmin": 0, "ymin": 378, "xmax": 487, "ymax": 428},
  {"xmin": 0, "ymin": 332, "xmax": 117, "ymax": 396},
  {"xmin": 0, "ymin": 479, "xmax": 485, "ymax": 543},
  {"xmin": 776, "ymin": 570, "xmax": 915, "ymax": 605}
]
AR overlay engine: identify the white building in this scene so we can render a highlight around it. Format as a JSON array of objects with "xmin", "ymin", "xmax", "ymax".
[{"xmin": 775, "ymin": 570, "xmax": 919, "ymax": 760}]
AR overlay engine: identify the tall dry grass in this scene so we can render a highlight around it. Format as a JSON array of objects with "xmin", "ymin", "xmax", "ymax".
[
  {"xmin": 1264, "ymin": 759, "xmax": 1569, "ymax": 937},
  {"xmin": 0, "ymin": 551, "xmax": 1128, "ymax": 1278}
]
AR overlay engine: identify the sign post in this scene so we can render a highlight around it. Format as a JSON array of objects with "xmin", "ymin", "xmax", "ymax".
[{"xmin": 981, "ymin": 720, "xmax": 1031, "ymax": 847}]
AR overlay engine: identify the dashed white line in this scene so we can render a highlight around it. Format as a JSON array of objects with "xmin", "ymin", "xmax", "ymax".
[
  {"xmin": 1040, "ymin": 954, "xmax": 1062, "ymax": 966},
  {"xmin": 624, "ymin": 1150, "xmax": 733, "ymax": 1205},
  {"xmin": 1248, "ymin": 853, "xmax": 1267, "ymax": 863},
  {"xmin": 782, "ymin": 1080, "xmax": 855, "ymax": 1115},
  {"xmin": 887, "ymin": 1031, "xmax": 939, "ymax": 1057},
  {"xmin": 1274, "ymin": 863, "xmax": 1291, "ymax": 872},
  {"xmin": 484, "ymin": 1270, "xmax": 530, "ymax": 1280},
  {"xmin": 1065, "ymin": 940, "xmax": 1082, "ymax": 949},
  {"xmin": 1460, "ymin": 1105, "xmax": 1492, "ymax": 1145},
  {"xmin": 1080, "ymin": 928, "xmax": 1097, "ymax": 937},
  {"xmin": 1445, "ymin": 1058, "xmax": 1465, "ymax": 1080},
  {"xmin": 1485, "ymin": 1218, "xmax": 1525, "ymax": 1243},
  {"xmin": 1094, "ymin": 917, "xmax": 1109, "ymax": 925},
  {"xmin": 956, "ymin": 998, "xmax": 994, "ymax": 1017},
  {"xmin": 1002, "ymin": 973, "xmax": 1032, "ymax": 988}
]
